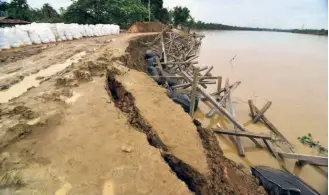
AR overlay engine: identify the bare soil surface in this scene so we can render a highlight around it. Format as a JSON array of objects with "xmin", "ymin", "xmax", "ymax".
[{"xmin": 0, "ymin": 33, "xmax": 265, "ymax": 195}]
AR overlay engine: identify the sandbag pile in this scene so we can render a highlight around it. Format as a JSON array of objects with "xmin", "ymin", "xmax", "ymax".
[{"xmin": 0, "ymin": 23, "xmax": 120, "ymax": 50}]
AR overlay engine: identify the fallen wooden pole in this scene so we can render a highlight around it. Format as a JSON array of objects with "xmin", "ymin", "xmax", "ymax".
[
  {"xmin": 204, "ymin": 66, "xmax": 214, "ymax": 76},
  {"xmin": 263, "ymin": 139, "xmax": 280, "ymax": 159},
  {"xmin": 278, "ymin": 152, "xmax": 328, "ymax": 166},
  {"xmin": 190, "ymin": 67, "xmax": 199, "ymax": 117},
  {"xmin": 199, "ymin": 81, "xmax": 216, "ymax": 85},
  {"xmin": 206, "ymin": 81, "xmax": 241, "ymax": 118},
  {"xmin": 150, "ymin": 76, "xmax": 219, "ymax": 79},
  {"xmin": 198, "ymin": 66, "xmax": 208, "ymax": 72},
  {"xmin": 153, "ymin": 61, "xmax": 198, "ymax": 65},
  {"xmin": 226, "ymin": 85, "xmax": 245, "ymax": 156},
  {"xmin": 172, "ymin": 83, "xmax": 191, "ymax": 89},
  {"xmin": 251, "ymin": 102, "xmax": 292, "ymax": 146},
  {"xmin": 213, "ymin": 129, "xmax": 272, "ymax": 140},
  {"xmin": 182, "ymin": 71, "xmax": 249, "ymax": 132},
  {"xmin": 252, "ymin": 101, "xmax": 272, "ymax": 123}
]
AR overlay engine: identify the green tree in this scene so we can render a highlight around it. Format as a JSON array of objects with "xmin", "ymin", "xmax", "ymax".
[
  {"xmin": 6, "ymin": 0, "xmax": 31, "ymax": 21},
  {"xmin": 140, "ymin": 0, "xmax": 169, "ymax": 23},
  {"xmin": 63, "ymin": 0, "xmax": 148, "ymax": 28},
  {"xmin": 172, "ymin": 6, "xmax": 190, "ymax": 26},
  {"xmin": 40, "ymin": 3, "xmax": 60, "ymax": 22},
  {"xmin": 0, "ymin": 0, "xmax": 8, "ymax": 15}
]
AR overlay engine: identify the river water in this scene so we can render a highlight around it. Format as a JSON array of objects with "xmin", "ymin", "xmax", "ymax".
[{"xmin": 195, "ymin": 30, "xmax": 328, "ymax": 194}]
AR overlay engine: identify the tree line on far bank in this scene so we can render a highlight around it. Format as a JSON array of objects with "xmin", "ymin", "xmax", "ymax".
[{"xmin": 0, "ymin": 0, "xmax": 327, "ymax": 36}]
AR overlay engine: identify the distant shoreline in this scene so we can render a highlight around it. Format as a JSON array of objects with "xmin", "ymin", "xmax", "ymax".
[{"xmin": 191, "ymin": 28, "xmax": 328, "ymax": 36}]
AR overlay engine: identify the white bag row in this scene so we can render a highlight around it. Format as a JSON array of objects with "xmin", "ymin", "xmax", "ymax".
[{"xmin": 0, "ymin": 23, "xmax": 120, "ymax": 50}]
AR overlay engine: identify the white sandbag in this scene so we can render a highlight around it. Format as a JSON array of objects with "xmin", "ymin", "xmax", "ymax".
[
  {"xmin": 0, "ymin": 28, "xmax": 10, "ymax": 49},
  {"xmin": 49, "ymin": 23, "xmax": 60, "ymax": 41},
  {"xmin": 4, "ymin": 27, "xmax": 23, "ymax": 48},
  {"xmin": 62, "ymin": 24, "xmax": 73, "ymax": 40},
  {"xmin": 30, "ymin": 23, "xmax": 50, "ymax": 43},
  {"xmin": 16, "ymin": 28, "xmax": 32, "ymax": 45},
  {"xmin": 56, "ymin": 23, "xmax": 67, "ymax": 41}
]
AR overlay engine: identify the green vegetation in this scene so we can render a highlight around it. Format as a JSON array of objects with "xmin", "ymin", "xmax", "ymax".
[
  {"xmin": 298, "ymin": 133, "xmax": 328, "ymax": 155},
  {"xmin": 0, "ymin": 0, "xmax": 327, "ymax": 36}
]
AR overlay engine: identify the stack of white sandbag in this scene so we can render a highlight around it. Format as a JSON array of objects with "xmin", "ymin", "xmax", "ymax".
[{"xmin": 0, "ymin": 23, "xmax": 120, "ymax": 50}]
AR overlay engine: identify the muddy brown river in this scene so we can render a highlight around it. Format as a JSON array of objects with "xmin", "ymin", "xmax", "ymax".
[{"xmin": 195, "ymin": 30, "xmax": 328, "ymax": 194}]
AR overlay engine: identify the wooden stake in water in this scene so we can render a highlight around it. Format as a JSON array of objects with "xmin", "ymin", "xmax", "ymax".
[{"xmin": 190, "ymin": 67, "xmax": 199, "ymax": 117}]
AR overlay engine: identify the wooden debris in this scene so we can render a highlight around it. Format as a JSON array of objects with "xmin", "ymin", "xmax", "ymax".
[
  {"xmin": 248, "ymin": 100, "xmax": 256, "ymax": 119},
  {"xmin": 226, "ymin": 85, "xmax": 245, "ymax": 156},
  {"xmin": 278, "ymin": 152, "xmax": 328, "ymax": 166},
  {"xmin": 252, "ymin": 101, "xmax": 272, "ymax": 123},
  {"xmin": 189, "ymin": 67, "xmax": 199, "ymax": 117},
  {"xmin": 182, "ymin": 71, "xmax": 249, "ymax": 132},
  {"xmin": 251, "ymin": 101, "xmax": 292, "ymax": 146},
  {"xmin": 213, "ymin": 129, "xmax": 272, "ymax": 140}
]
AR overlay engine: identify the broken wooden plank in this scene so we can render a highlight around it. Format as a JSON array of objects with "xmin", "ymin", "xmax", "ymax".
[
  {"xmin": 278, "ymin": 152, "xmax": 328, "ymax": 166},
  {"xmin": 190, "ymin": 67, "xmax": 199, "ymax": 117},
  {"xmin": 252, "ymin": 101, "xmax": 272, "ymax": 123},
  {"xmin": 213, "ymin": 129, "xmax": 272, "ymax": 140}
]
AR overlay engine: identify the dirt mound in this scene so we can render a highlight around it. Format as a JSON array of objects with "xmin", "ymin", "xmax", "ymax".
[
  {"xmin": 122, "ymin": 35, "xmax": 157, "ymax": 72},
  {"xmin": 128, "ymin": 22, "xmax": 167, "ymax": 33}
]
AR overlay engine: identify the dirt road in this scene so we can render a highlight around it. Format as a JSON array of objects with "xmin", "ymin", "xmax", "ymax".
[{"xmin": 0, "ymin": 33, "xmax": 264, "ymax": 194}]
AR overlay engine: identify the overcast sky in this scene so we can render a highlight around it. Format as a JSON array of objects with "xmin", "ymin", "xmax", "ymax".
[{"xmin": 24, "ymin": 0, "xmax": 328, "ymax": 29}]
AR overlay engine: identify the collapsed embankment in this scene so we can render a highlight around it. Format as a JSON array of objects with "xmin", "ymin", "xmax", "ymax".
[{"xmin": 105, "ymin": 35, "xmax": 266, "ymax": 195}]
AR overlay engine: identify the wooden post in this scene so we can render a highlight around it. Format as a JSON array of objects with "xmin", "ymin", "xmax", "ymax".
[
  {"xmin": 161, "ymin": 34, "xmax": 167, "ymax": 64},
  {"xmin": 217, "ymin": 76, "xmax": 222, "ymax": 94},
  {"xmin": 190, "ymin": 67, "xmax": 199, "ymax": 117},
  {"xmin": 248, "ymin": 100, "xmax": 256, "ymax": 119},
  {"xmin": 252, "ymin": 101, "xmax": 272, "ymax": 123},
  {"xmin": 155, "ymin": 57, "xmax": 169, "ymax": 87},
  {"xmin": 222, "ymin": 78, "xmax": 230, "ymax": 108}
]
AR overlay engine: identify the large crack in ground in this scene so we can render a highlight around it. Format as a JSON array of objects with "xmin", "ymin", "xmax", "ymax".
[{"xmin": 106, "ymin": 72, "xmax": 209, "ymax": 194}]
